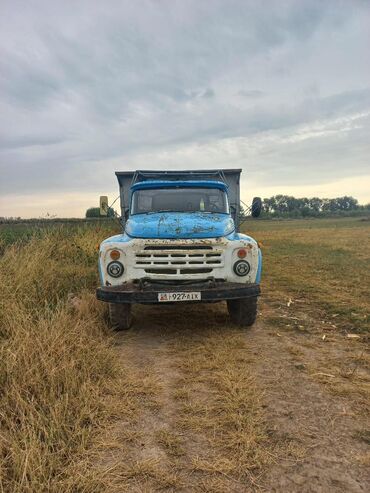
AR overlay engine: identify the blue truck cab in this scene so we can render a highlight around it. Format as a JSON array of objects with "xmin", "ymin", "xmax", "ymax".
[{"xmin": 96, "ymin": 169, "xmax": 262, "ymax": 329}]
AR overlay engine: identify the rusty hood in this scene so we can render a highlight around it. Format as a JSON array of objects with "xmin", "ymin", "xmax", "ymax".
[{"xmin": 125, "ymin": 212, "xmax": 235, "ymax": 239}]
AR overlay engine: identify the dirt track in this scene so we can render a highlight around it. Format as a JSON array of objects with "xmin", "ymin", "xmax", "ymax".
[{"xmin": 99, "ymin": 299, "xmax": 369, "ymax": 492}]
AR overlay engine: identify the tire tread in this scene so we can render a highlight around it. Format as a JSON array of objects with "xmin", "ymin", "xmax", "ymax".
[
  {"xmin": 227, "ymin": 297, "xmax": 258, "ymax": 327},
  {"xmin": 108, "ymin": 303, "xmax": 132, "ymax": 331}
]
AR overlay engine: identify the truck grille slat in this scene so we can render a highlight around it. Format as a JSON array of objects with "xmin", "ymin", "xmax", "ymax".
[
  {"xmin": 145, "ymin": 268, "xmax": 177, "ymax": 275},
  {"xmin": 144, "ymin": 268, "xmax": 213, "ymax": 275},
  {"xmin": 144, "ymin": 245, "xmax": 211, "ymax": 250}
]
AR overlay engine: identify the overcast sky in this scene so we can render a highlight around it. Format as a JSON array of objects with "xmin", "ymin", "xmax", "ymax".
[{"xmin": 0, "ymin": 0, "xmax": 369, "ymax": 217}]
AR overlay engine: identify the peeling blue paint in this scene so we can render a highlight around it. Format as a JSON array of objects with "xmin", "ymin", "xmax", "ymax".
[
  {"xmin": 125, "ymin": 212, "xmax": 235, "ymax": 239},
  {"xmin": 256, "ymin": 248, "xmax": 262, "ymax": 284}
]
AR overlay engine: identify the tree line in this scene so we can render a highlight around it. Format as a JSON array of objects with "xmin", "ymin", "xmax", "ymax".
[
  {"xmin": 85, "ymin": 195, "xmax": 370, "ymax": 219},
  {"xmin": 256, "ymin": 195, "xmax": 370, "ymax": 218}
]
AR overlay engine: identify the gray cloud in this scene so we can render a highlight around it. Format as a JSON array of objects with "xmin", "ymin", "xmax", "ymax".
[
  {"xmin": 239, "ymin": 90, "xmax": 266, "ymax": 99},
  {"xmin": 0, "ymin": 0, "xmax": 369, "ymax": 206}
]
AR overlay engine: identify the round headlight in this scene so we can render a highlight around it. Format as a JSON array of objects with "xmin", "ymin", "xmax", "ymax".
[
  {"xmin": 233, "ymin": 260, "xmax": 250, "ymax": 277},
  {"xmin": 107, "ymin": 261, "xmax": 124, "ymax": 278}
]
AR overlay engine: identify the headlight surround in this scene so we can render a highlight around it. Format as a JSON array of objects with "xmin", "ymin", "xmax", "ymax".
[
  {"xmin": 233, "ymin": 260, "xmax": 250, "ymax": 277},
  {"xmin": 107, "ymin": 261, "xmax": 124, "ymax": 278}
]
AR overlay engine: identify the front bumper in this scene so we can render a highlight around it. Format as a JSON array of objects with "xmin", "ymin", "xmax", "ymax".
[{"xmin": 96, "ymin": 280, "xmax": 261, "ymax": 304}]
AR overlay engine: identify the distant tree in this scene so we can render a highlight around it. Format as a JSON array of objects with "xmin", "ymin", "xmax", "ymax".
[
  {"xmin": 322, "ymin": 196, "xmax": 358, "ymax": 213},
  {"xmin": 308, "ymin": 197, "xmax": 323, "ymax": 213},
  {"xmin": 336, "ymin": 196, "xmax": 359, "ymax": 211},
  {"xmin": 85, "ymin": 207, "xmax": 115, "ymax": 218},
  {"xmin": 86, "ymin": 207, "xmax": 100, "ymax": 218},
  {"xmin": 262, "ymin": 197, "xmax": 274, "ymax": 214}
]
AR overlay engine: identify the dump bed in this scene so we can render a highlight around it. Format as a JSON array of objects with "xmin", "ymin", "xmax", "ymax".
[{"xmin": 115, "ymin": 169, "xmax": 242, "ymax": 230}]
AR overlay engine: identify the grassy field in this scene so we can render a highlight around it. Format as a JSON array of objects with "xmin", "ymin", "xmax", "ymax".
[
  {"xmin": 0, "ymin": 217, "xmax": 368, "ymax": 491},
  {"xmin": 245, "ymin": 217, "xmax": 370, "ymax": 333},
  {"xmin": 0, "ymin": 219, "xmax": 116, "ymax": 254}
]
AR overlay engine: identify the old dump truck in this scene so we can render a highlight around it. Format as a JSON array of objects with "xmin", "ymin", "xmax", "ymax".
[{"xmin": 96, "ymin": 169, "xmax": 262, "ymax": 329}]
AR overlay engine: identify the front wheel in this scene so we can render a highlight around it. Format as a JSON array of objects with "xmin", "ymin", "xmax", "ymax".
[
  {"xmin": 108, "ymin": 303, "xmax": 132, "ymax": 331},
  {"xmin": 227, "ymin": 297, "xmax": 258, "ymax": 327}
]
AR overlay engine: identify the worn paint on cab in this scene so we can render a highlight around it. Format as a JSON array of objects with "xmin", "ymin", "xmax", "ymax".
[{"xmin": 125, "ymin": 212, "xmax": 235, "ymax": 239}]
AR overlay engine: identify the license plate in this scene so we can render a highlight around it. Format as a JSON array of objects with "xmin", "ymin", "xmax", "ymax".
[{"xmin": 158, "ymin": 291, "xmax": 201, "ymax": 302}]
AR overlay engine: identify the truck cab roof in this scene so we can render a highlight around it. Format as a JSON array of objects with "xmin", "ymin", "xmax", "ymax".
[{"xmin": 130, "ymin": 180, "xmax": 228, "ymax": 192}]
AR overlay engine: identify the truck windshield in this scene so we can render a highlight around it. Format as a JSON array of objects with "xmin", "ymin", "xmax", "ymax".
[{"xmin": 131, "ymin": 187, "xmax": 229, "ymax": 214}]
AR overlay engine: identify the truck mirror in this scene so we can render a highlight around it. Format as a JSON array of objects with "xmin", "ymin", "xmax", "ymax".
[
  {"xmin": 251, "ymin": 197, "xmax": 262, "ymax": 218},
  {"xmin": 100, "ymin": 196, "xmax": 109, "ymax": 216}
]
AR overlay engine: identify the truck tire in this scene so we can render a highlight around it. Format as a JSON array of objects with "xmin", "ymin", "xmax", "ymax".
[
  {"xmin": 227, "ymin": 297, "xmax": 258, "ymax": 327},
  {"xmin": 108, "ymin": 303, "xmax": 132, "ymax": 331}
]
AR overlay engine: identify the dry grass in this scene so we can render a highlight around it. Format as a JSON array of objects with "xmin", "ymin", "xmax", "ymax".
[
  {"xmin": 0, "ymin": 229, "xmax": 178, "ymax": 492},
  {"xmin": 155, "ymin": 429, "xmax": 185, "ymax": 457},
  {"xmin": 169, "ymin": 329, "xmax": 281, "ymax": 489},
  {"xmin": 245, "ymin": 217, "xmax": 370, "ymax": 415},
  {"xmin": 0, "ymin": 226, "xmax": 126, "ymax": 492},
  {"xmin": 1, "ymin": 216, "xmax": 368, "ymax": 492}
]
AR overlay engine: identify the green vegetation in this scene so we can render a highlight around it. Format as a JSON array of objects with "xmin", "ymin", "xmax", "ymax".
[
  {"xmin": 259, "ymin": 194, "xmax": 370, "ymax": 218},
  {"xmin": 85, "ymin": 207, "xmax": 115, "ymax": 218}
]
